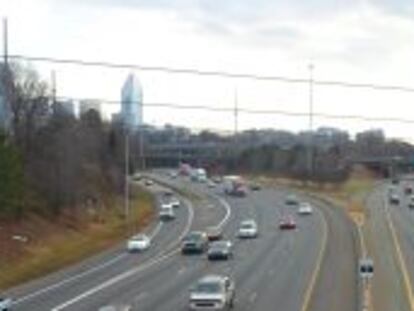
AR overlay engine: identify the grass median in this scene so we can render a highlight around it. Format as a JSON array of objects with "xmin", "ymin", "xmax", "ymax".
[{"xmin": 0, "ymin": 185, "xmax": 154, "ymax": 290}]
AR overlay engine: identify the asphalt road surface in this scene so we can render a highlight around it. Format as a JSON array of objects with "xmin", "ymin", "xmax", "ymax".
[
  {"xmin": 5, "ymin": 174, "xmax": 358, "ymax": 311},
  {"xmin": 366, "ymin": 179, "xmax": 414, "ymax": 311}
]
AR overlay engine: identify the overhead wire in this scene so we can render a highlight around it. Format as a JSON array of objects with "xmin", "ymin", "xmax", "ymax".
[
  {"xmin": 57, "ymin": 96, "xmax": 414, "ymax": 125},
  {"xmin": 9, "ymin": 54, "xmax": 414, "ymax": 93}
]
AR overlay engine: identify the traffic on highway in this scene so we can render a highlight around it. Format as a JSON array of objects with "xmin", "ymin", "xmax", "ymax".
[{"xmin": 2, "ymin": 167, "xmax": 348, "ymax": 311}]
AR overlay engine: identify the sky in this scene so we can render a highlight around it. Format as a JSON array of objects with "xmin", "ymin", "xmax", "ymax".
[{"xmin": 2, "ymin": 0, "xmax": 414, "ymax": 139}]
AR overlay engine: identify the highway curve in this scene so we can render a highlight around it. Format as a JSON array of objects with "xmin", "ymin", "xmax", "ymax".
[{"xmin": 7, "ymin": 174, "xmax": 358, "ymax": 311}]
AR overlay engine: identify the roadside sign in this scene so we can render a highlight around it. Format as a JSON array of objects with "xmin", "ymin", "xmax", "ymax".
[{"xmin": 359, "ymin": 258, "xmax": 374, "ymax": 279}]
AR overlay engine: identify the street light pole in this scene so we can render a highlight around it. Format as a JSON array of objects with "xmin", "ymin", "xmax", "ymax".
[
  {"xmin": 308, "ymin": 63, "xmax": 314, "ymax": 179},
  {"xmin": 139, "ymin": 125, "xmax": 145, "ymax": 171},
  {"xmin": 124, "ymin": 129, "xmax": 130, "ymax": 223}
]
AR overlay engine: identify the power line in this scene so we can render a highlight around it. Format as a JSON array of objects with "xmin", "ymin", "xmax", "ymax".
[
  {"xmin": 9, "ymin": 54, "xmax": 414, "ymax": 93},
  {"xmin": 59, "ymin": 96, "xmax": 414, "ymax": 125}
]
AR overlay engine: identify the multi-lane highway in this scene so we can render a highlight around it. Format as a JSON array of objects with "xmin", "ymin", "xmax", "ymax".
[
  {"xmin": 5, "ymin": 173, "xmax": 359, "ymax": 311},
  {"xmin": 365, "ymin": 179, "xmax": 414, "ymax": 311}
]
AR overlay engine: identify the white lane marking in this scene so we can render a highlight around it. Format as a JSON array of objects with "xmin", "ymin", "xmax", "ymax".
[
  {"xmin": 51, "ymin": 197, "xmax": 194, "ymax": 311},
  {"xmin": 13, "ymin": 253, "xmax": 126, "ymax": 305},
  {"xmin": 12, "ymin": 186, "xmax": 177, "ymax": 306},
  {"xmin": 212, "ymin": 196, "xmax": 232, "ymax": 229},
  {"xmin": 14, "ymin": 219, "xmax": 164, "ymax": 306},
  {"xmin": 299, "ymin": 203, "xmax": 328, "ymax": 311},
  {"xmin": 149, "ymin": 221, "xmax": 163, "ymax": 240}
]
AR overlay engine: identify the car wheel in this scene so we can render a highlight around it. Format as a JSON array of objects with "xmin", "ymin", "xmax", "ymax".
[{"xmin": 229, "ymin": 296, "xmax": 234, "ymax": 308}]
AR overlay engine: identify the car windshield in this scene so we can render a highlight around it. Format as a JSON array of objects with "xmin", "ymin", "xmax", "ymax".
[
  {"xmin": 195, "ymin": 281, "xmax": 222, "ymax": 294},
  {"xmin": 185, "ymin": 233, "xmax": 202, "ymax": 241},
  {"xmin": 132, "ymin": 235, "xmax": 146, "ymax": 241},
  {"xmin": 211, "ymin": 242, "xmax": 228, "ymax": 249},
  {"xmin": 241, "ymin": 222, "xmax": 255, "ymax": 229}
]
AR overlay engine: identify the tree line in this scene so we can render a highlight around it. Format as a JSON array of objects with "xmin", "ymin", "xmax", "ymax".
[{"xmin": 0, "ymin": 63, "xmax": 133, "ymax": 221}]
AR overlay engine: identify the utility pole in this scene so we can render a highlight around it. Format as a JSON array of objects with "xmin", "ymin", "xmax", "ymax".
[
  {"xmin": 124, "ymin": 129, "xmax": 130, "ymax": 225},
  {"xmin": 3, "ymin": 18, "xmax": 8, "ymax": 66},
  {"xmin": 51, "ymin": 70, "xmax": 56, "ymax": 106},
  {"xmin": 234, "ymin": 88, "xmax": 239, "ymax": 136},
  {"xmin": 308, "ymin": 63, "xmax": 314, "ymax": 179},
  {"xmin": 233, "ymin": 88, "xmax": 239, "ymax": 173},
  {"xmin": 2, "ymin": 17, "xmax": 11, "ymax": 138},
  {"xmin": 139, "ymin": 125, "xmax": 145, "ymax": 171}
]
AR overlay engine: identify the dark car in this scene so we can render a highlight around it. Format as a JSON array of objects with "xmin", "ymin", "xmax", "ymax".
[
  {"xmin": 285, "ymin": 195, "xmax": 299, "ymax": 207},
  {"xmin": 207, "ymin": 241, "xmax": 233, "ymax": 260},
  {"xmin": 163, "ymin": 190, "xmax": 174, "ymax": 197},
  {"xmin": 405, "ymin": 187, "xmax": 413, "ymax": 195},
  {"xmin": 206, "ymin": 226, "xmax": 222, "ymax": 241},
  {"xmin": 181, "ymin": 231, "xmax": 208, "ymax": 254},
  {"xmin": 250, "ymin": 183, "xmax": 261, "ymax": 191},
  {"xmin": 279, "ymin": 216, "xmax": 297, "ymax": 230},
  {"xmin": 408, "ymin": 196, "xmax": 414, "ymax": 209}
]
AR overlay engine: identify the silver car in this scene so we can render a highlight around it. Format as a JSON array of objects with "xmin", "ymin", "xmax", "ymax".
[{"xmin": 190, "ymin": 275, "xmax": 235, "ymax": 310}]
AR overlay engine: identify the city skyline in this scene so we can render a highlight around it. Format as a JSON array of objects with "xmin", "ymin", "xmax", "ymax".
[{"xmin": 2, "ymin": 1, "xmax": 414, "ymax": 139}]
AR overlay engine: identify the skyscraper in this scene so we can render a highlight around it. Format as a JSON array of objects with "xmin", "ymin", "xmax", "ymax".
[{"xmin": 121, "ymin": 73, "xmax": 143, "ymax": 130}]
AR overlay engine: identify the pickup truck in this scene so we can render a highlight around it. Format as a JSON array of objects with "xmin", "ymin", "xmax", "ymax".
[
  {"xmin": 189, "ymin": 275, "xmax": 234, "ymax": 310},
  {"xmin": 0, "ymin": 297, "xmax": 12, "ymax": 311}
]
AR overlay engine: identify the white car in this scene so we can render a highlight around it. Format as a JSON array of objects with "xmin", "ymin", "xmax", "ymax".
[
  {"xmin": 170, "ymin": 197, "xmax": 180, "ymax": 208},
  {"xmin": 238, "ymin": 220, "xmax": 258, "ymax": 238},
  {"xmin": 161, "ymin": 202, "xmax": 173, "ymax": 209},
  {"xmin": 127, "ymin": 234, "xmax": 150, "ymax": 252},
  {"xmin": 190, "ymin": 275, "xmax": 235, "ymax": 310},
  {"xmin": 0, "ymin": 297, "xmax": 12, "ymax": 311},
  {"xmin": 159, "ymin": 205, "xmax": 175, "ymax": 221},
  {"xmin": 298, "ymin": 203, "xmax": 313, "ymax": 215}
]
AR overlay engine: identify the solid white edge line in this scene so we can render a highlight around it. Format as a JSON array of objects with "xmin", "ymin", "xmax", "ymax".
[
  {"xmin": 13, "ymin": 188, "xmax": 173, "ymax": 306},
  {"xmin": 12, "ymin": 253, "xmax": 127, "ymax": 305},
  {"xmin": 50, "ymin": 196, "xmax": 194, "ymax": 311},
  {"xmin": 299, "ymin": 202, "xmax": 329, "ymax": 311},
  {"xmin": 149, "ymin": 221, "xmax": 163, "ymax": 241}
]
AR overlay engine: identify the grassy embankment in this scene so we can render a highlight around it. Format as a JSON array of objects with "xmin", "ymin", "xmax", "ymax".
[
  {"xmin": 254, "ymin": 166, "xmax": 377, "ymax": 223},
  {"xmin": 0, "ymin": 184, "xmax": 154, "ymax": 290}
]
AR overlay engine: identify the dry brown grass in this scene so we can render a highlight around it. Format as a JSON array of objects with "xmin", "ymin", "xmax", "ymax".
[{"xmin": 0, "ymin": 186, "xmax": 154, "ymax": 290}]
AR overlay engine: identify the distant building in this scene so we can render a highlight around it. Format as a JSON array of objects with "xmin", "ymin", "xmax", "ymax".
[
  {"xmin": 121, "ymin": 73, "xmax": 143, "ymax": 130},
  {"xmin": 111, "ymin": 112, "xmax": 122, "ymax": 124},
  {"xmin": 79, "ymin": 100, "xmax": 101, "ymax": 117},
  {"xmin": 52, "ymin": 100, "xmax": 75, "ymax": 117}
]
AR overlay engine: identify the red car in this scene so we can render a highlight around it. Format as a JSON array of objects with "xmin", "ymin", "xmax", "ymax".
[
  {"xmin": 206, "ymin": 226, "xmax": 222, "ymax": 241},
  {"xmin": 279, "ymin": 216, "xmax": 297, "ymax": 230}
]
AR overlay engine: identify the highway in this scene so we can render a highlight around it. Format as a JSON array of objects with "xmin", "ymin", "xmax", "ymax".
[
  {"xmin": 5, "ymin": 174, "xmax": 358, "ymax": 311},
  {"xmin": 365, "ymin": 179, "xmax": 414, "ymax": 311}
]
